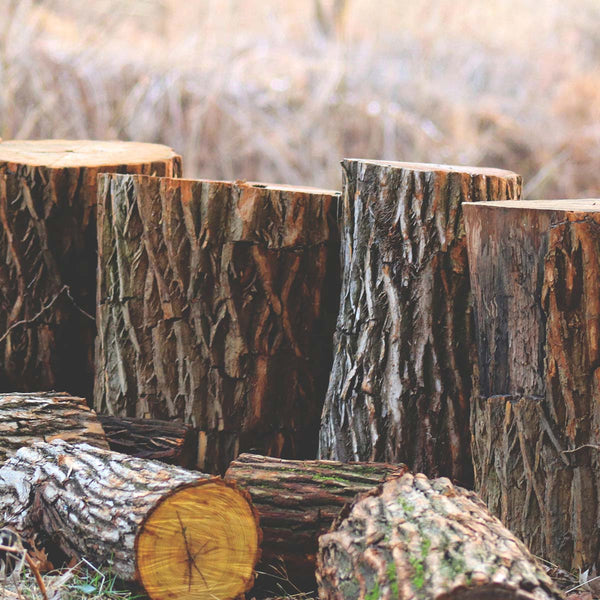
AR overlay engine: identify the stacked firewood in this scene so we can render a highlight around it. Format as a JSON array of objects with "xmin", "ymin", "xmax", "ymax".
[{"xmin": 0, "ymin": 140, "xmax": 586, "ymax": 600}]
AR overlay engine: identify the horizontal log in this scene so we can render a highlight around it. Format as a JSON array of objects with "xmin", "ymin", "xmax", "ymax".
[
  {"xmin": 0, "ymin": 391, "xmax": 107, "ymax": 461},
  {"xmin": 225, "ymin": 453, "xmax": 407, "ymax": 587},
  {"xmin": 317, "ymin": 472, "xmax": 563, "ymax": 600},
  {"xmin": 0, "ymin": 440, "xmax": 260, "ymax": 600},
  {"xmin": 97, "ymin": 415, "xmax": 197, "ymax": 468}
]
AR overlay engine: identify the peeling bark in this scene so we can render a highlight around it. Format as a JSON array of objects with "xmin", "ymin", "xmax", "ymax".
[
  {"xmin": 317, "ymin": 472, "xmax": 562, "ymax": 600},
  {"xmin": 0, "ymin": 140, "xmax": 182, "ymax": 400},
  {"xmin": 225, "ymin": 453, "xmax": 407, "ymax": 586},
  {"xmin": 319, "ymin": 160, "xmax": 521, "ymax": 485},
  {"xmin": 0, "ymin": 440, "xmax": 260, "ymax": 600},
  {"xmin": 466, "ymin": 200, "xmax": 600, "ymax": 571},
  {"xmin": 95, "ymin": 175, "xmax": 340, "ymax": 473}
]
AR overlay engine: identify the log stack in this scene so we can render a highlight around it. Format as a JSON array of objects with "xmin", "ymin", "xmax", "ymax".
[
  {"xmin": 319, "ymin": 160, "xmax": 521, "ymax": 486},
  {"xmin": 0, "ymin": 440, "xmax": 260, "ymax": 600},
  {"xmin": 94, "ymin": 174, "xmax": 341, "ymax": 473},
  {"xmin": 465, "ymin": 199, "xmax": 600, "ymax": 571},
  {"xmin": 0, "ymin": 140, "xmax": 182, "ymax": 400}
]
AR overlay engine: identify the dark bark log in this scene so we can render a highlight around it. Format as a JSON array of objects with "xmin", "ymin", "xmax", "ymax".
[
  {"xmin": 0, "ymin": 140, "xmax": 182, "ymax": 401},
  {"xmin": 319, "ymin": 160, "xmax": 521, "ymax": 486},
  {"xmin": 317, "ymin": 472, "xmax": 563, "ymax": 600},
  {"xmin": 0, "ymin": 391, "xmax": 108, "ymax": 461},
  {"xmin": 97, "ymin": 415, "xmax": 197, "ymax": 468},
  {"xmin": 94, "ymin": 175, "xmax": 340, "ymax": 473},
  {"xmin": 465, "ymin": 199, "xmax": 600, "ymax": 571},
  {"xmin": 224, "ymin": 453, "xmax": 407, "ymax": 586},
  {"xmin": 0, "ymin": 440, "xmax": 260, "ymax": 600}
]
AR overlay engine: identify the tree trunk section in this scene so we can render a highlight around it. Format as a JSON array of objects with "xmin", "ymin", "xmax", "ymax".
[
  {"xmin": 317, "ymin": 472, "xmax": 563, "ymax": 600},
  {"xmin": 319, "ymin": 160, "xmax": 521, "ymax": 486},
  {"xmin": 225, "ymin": 453, "xmax": 407, "ymax": 587},
  {"xmin": 465, "ymin": 200, "xmax": 600, "ymax": 571},
  {"xmin": 0, "ymin": 140, "xmax": 182, "ymax": 400},
  {"xmin": 97, "ymin": 415, "xmax": 197, "ymax": 468},
  {"xmin": 94, "ymin": 175, "xmax": 340, "ymax": 473},
  {"xmin": 0, "ymin": 391, "xmax": 108, "ymax": 461},
  {"xmin": 0, "ymin": 440, "xmax": 260, "ymax": 600}
]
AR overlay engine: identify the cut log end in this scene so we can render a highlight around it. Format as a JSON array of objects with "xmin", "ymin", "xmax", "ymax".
[
  {"xmin": 0, "ymin": 139, "xmax": 180, "ymax": 168},
  {"xmin": 136, "ymin": 481, "xmax": 260, "ymax": 600}
]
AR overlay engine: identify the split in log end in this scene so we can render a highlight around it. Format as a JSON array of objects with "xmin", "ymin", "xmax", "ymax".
[{"xmin": 135, "ymin": 481, "xmax": 260, "ymax": 600}]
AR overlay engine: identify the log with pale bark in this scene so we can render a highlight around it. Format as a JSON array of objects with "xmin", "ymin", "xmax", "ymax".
[
  {"xmin": 465, "ymin": 199, "xmax": 600, "ymax": 571},
  {"xmin": 318, "ymin": 160, "xmax": 521, "ymax": 486},
  {"xmin": 0, "ymin": 391, "xmax": 108, "ymax": 461},
  {"xmin": 317, "ymin": 472, "xmax": 563, "ymax": 600},
  {"xmin": 0, "ymin": 140, "xmax": 182, "ymax": 400},
  {"xmin": 0, "ymin": 440, "xmax": 260, "ymax": 600},
  {"xmin": 94, "ymin": 174, "xmax": 340, "ymax": 473},
  {"xmin": 224, "ymin": 453, "xmax": 407, "ymax": 584},
  {"xmin": 97, "ymin": 414, "xmax": 197, "ymax": 468}
]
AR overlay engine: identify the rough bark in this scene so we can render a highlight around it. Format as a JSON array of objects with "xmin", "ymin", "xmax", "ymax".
[
  {"xmin": 0, "ymin": 440, "xmax": 260, "ymax": 600},
  {"xmin": 0, "ymin": 140, "xmax": 182, "ymax": 400},
  {"xmin": 97, "ymin": 415, "xmax": 197, "ymax": 468},
  {"xmin": 0, "ymin": 391, "xmax": 108, "ymax": 461},
  {"xmin": 465, "ymin": 200, "xmax": 600, "ymax": 571},
  {"xmin": 319, "ymin": 160, "xmax": 521, "ymax": 486},
  {"xmin": 225, "ymin": 453, "xmax": 407, "ymax": 585},
  {"xmin": 317, "ymin": 472, "xmax": 563, "ymax": 600},
  {"xmin": 95, "ymin": 175, "xmax": 340, "ymax": 473}
]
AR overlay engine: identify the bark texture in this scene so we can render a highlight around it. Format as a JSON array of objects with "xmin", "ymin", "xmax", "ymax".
[
  {"xmin": 0, "ymin": 440, "xmax": 260, "ymax": 600},
  {"xmin": 465, "ymin": 200, "xmax": 600, "ymax": 571},
  {"xmin": 319, "ymin": 160, "xmax": 521, "ymax": 486},
  {"xmin": 225, "ymin": 453, "xmax": 407, "ymax": 584},
  {"xmin": 0, "ymin": 391, "xmax": 108, "ymax": 461},
  {"xmin": 95, "ymin": 175, "xmax": 340, "ymax": 473},
  {"xmin": 317, "ymin": 472, "xmax": 563, "ymax": 600},
  {"xmin": 97, "ymin": 415, "xmax": 197, "ymax": 468},
  {"xmin": 0, "ymin": 140, "xmax": 182, "ymax": 400}
]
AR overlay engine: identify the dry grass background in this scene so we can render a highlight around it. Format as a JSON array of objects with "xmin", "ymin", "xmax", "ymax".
[{"xmin": 1, "ymin": 0, "xmax": 600, "ymax": 197}]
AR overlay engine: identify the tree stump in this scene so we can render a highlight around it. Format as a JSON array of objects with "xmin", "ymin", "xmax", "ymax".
[
  {"xmin": 317, "ymin": 472, "xmax": 563, "ymax": 600},
  {"xmin": 97, "ymin": 415, "xmax": 197, "ymax": 468},
  {"xmin": 319, "ymin": 160, "xmax": 521, "ymax": 486},
  {"xmin": 0, "ymin": 140, "xmax": 182, "ymax": 400},
  {"xmin": 465, "ymin": 199, "xmax": 600, "ymax": 571},
  {"xmin": 95, "ymin": 174, "xmax": 340, "ymax": 473},
  {"xmin": 0, "ymin": 440, "xmax": 260, "ymax": 600},
  {"xmin": 0, "ymin": 391, "xmax": 108, "ymax": 461},
  {"xmin": 225, "ymin": 453, "xmax": 407, "ymax": 586}
]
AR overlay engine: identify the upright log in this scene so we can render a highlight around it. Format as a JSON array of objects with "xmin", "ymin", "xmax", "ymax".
[
  {"xmin": 95, "ymin": 175, "xmax": 340, "ymax": 473},
  {"xmin": 465, "ymin": 199, "xmax": 600, "ymax": 571},
  {"xmin": 0, "ymin": 140, "xmax": 182, "ymax": 399},
  {"xmin": 225, "ymin": 453, "xmax": 407, "ymax": 584},
  {"xmin": 0, "ymin": 391, "xmax": 108, "ymax": 461},
  {"xmin": 317, "ymin": 472, "xmax": 563, "ymax": 600},
  {"xmin": 97, "ymin": 415, "xmax": 197, "ymax": 468},
  {"xmin": 319, "ymin": 160, "xmax": 521, "ymax": 485},
  {"xmin": 0, "ymin": 440, "xmax": 260, "ymax": 600}
]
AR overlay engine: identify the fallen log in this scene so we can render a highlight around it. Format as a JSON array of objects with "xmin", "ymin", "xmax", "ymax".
[
  {"xmin": 0, "ymin": 391, "xmax": 107, "ymax": 461},
  {"xmin": 97, "ymin": 415, "xmax": 197, "ymax": 468},
  {"xmin": 95, "ymin": 175, "xmax": 341, "ymax": 472},
  {"xmin": 318, "ymin": 160, "xmax": 521, "ymax": 486},
  {"xmin": 465, "ymin": 199, "xmax": 600, "ymax": 571},
  {"xmin": 0, "ymin": 140, "xmax": 182, "ymax": 400},
  {"xmin": 224, "ymin": 453, "xmax": 407, "ymax": 585},
  {"xmin": 0, "ymin": 440, "xmax": 260, "ymax": 600},
  {"xmin": 317, "ymin": 472, "xmax": 563, "ymax": 600}
]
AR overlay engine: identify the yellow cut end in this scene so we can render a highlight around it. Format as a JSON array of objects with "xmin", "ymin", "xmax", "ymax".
[{"xmin": 136, "ymin": 481, "xmax": 260, "ymax": 600}]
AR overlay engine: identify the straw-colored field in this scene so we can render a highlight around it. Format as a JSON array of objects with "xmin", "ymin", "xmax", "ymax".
[{"xmin": 1, "ymin": 0, "xmax": 598, "ymax": 197}]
